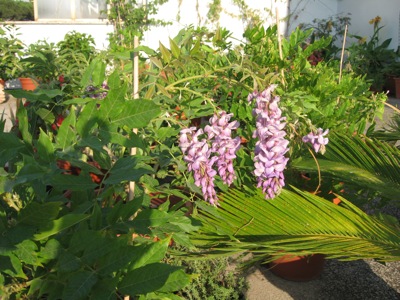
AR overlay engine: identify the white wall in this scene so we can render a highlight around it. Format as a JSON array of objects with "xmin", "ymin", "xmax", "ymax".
[
  {"xmin": 287, "ymin": 0, "xmax": 338, "ymax": 33},
  {"xmin": 338, "ymin": 0, "xmax": 400, "ymax": 50},
  {"xmin": 10, "ymin": 21, "xmax": 113, "ymax": 50}
]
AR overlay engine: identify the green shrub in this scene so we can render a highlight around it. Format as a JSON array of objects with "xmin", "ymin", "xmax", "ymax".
[{"xmin": 172, "ymin": 256, "xmax": 248, "ymax": 300}]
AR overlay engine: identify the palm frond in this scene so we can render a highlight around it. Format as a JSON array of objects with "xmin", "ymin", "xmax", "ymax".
[
  {"xmin": 292, "ymin": 131, "xmax": 400, "ymax": 200},
  {"xmin": 190, "ymin": 187, "xmax": 400, "ymax": 264},
  {"xmin": 370, "ymin": 113, "xmax": 400, "ymax": 146}
]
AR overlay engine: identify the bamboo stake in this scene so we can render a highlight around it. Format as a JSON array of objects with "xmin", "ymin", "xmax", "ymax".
[
  {"xmin": 124, "ymin": 34, "xmax": 139, "ymax": 300},
  {"xmin": 128, "ymin": 36, "xmax": 139, "ymax": 202},
  {"xmin": 339, "ymin": 24, "xmax": 348, "ymax": 83},
  {"xmin": 276, "ymin": 7, "xmax": 285, "ymax": 86}
]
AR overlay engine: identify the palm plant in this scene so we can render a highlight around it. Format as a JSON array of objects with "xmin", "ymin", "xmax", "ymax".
[{"xmin": 186, "ymin": 130, "xmax": 400, "ymax": 264}]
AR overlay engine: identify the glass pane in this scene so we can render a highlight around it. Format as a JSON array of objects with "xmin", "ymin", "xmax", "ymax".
[
  {"xmin": 37, "ymin": 0, "xmax": 71, "ymax": 19},
  {"xmin": 36, "ymin": 0, "xmax": 107, "ymax": 20},
  {"xmin": 77, "ymin": 0, "xmax": 107, "ymax": 19}
]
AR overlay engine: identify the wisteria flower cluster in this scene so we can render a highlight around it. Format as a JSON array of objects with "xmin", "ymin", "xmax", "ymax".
[
  {"xmin": 302, "ymin": 128, "xmax": 329, "ymax": 154},
  {"xmin": 248, "ymin": 85, "xmax": 290, "ymax": 199},
  {"xmin": 179, "ymin": 111, "xmax": 241, "ymax": 204}
]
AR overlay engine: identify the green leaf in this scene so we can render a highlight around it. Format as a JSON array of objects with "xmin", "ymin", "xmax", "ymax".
[
  {"xmin": 40, "ymin": 239, "xmax": 62, "ymax": 260},
  {"xmin": 106, "ymin": 70, "xmax": 121, "ymax": 90},
  {"xmin": 119, "ymin": 263, "xmax": 188, "ymax": 296},
  {"xmin": 89, "ymin": 278, "xmax": 119, "ymax": 300},
  {"xmin": 49, "ymin": 174, "xmax": 98, "ymax": 191},
  {"xmin": 18, "ymin": 201, "xmax": 61, "ymax": 227},
  {"xmin": 0, "ymin": 253, "xmax": 27, "ymax": 279},
  {"xmin": 14, "ymin": 239, "xmax": 40, "ymax": 266},
  {"xmin": 131, "ymin": 209, "xmax": 171, "ymax": 234},
  {"xmin": 106, "ymin": 198, "xmax": 143, "ymax": 225},
  {"xmin": 111, "ymin": 99, "xmax": 161, "ymax": 129},
  {"xmin": 17, "ymin": 105, "xmax": 32, "ymax": 145},
  {"xmin": 56, "ymin": 108, "xmax": 77, "ymax": 150},
  {"xmin": 76, "ymin": 101, "xmax": 100, "ymax": 138},
  {"xmin": 104, "ymin": 156, "xmax": 154, "ymax": 184},
  {"xmin": 128, "ymin": 238, "xmax": 171, "ymax": 270},
  {"xmin": 69, "ymin": 230, "xmax": 119, "ymax": 265},
  {"xmin": 159, "ymin": 42, "xmax": 172, "ymax": 63},
  {"xmin": 58, "ymin": 250, "xmax": 81, "ymax": 273},
  {"xmin": 169, "ymin": 38, "xmax": 180, "ymax": 58},
  {"xmin": 36, "ymin": 107, "xmax": 55, "ymax": 124},
  {"xmin": 98, "ymin": 85, "xmax": 126, "ymax": 122},
  {"xmin": 0, "ymin": 132, "xmax": 29, "ymax": 165},
  {"xmin": 92, "ymin": 59, "xmax": 106, "ymax": 86},
  {"xmin": 97, "ymin": 245, "xmax": 145, "ymax": 276},
  {"xmin": 36, "ymin": 129, "xmax": 55, "ymax": 163},
  {"xmin": 81, "ymin": 56, "xmax": 103, "ymax": 88},
  {"xmin": 89, "ymin": 202, "xmax": 102, "ymax": 230},
  {"xmin": 62, "ymin": 270, "xmax": 98, "ymax": 300},
  {"xmin": 33, "ymin": 214, "xmax": 89, "ymax": 240},
  {"xmin": 150, "ymin": 57, "xmax": 163, "ymax": 69},
  {"xmin": 156, "ymin": 127, "xmax": 181, "ymax": 140}
]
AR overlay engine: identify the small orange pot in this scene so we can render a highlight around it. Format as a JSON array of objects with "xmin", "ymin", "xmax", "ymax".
[{"xmin": 19, "ymin": 77, "xmax": 38, "ymax": 91}]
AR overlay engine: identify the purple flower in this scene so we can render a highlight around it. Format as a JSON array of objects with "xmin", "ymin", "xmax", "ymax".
[
  {"xmin": 249, "ymin": 85, "xmax": 289, "ymax": 199},
  {"xmin": 179, "ymin": 110, "xmax": 241, "ymax": 204},
  {"xmin": 179, "ymin": 128, "xmax": 219, "ymax": 204},
  {"xmin": 302, "ymin": 128, "xmax": 329, "ymax": 154},
  {"xmin": 204, "ymin": 111, "xmax": 241, "ymax": 186}
]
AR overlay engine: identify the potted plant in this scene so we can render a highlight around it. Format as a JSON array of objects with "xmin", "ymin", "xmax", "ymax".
[
  {"xmin": 347, "ymin": 16, "xmax": 397, "ymax": 92},
  {"xmin": 0, "ymin": 24, "xmax": 25, "ymax": 100}
]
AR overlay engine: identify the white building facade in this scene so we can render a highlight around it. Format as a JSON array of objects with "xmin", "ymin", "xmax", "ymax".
[{"xmin": 6, "ymin": 0, "xmax": 400, "ymax": 51}]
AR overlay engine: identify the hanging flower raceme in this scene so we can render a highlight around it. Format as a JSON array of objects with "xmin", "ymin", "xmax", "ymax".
[
  {"xmin": 248, "ymin": 85, "xmax": 289, "ymax": 199},
  {"xmin": 204, "ymin": 111, "xmax": 241, "ymax": 186},
  {"xmin": 302, "ymin": 128, "xmax": 329, "ymax": 154},
  {"xmin": 179, "ymin": 111, "xmax": 240, "ymax": 204}
]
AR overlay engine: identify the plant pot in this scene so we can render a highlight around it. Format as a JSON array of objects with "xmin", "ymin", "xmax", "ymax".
[
  {"xmin": 268, "ymin": 254, "xmax": 325, "ymax": 282},
  {"xmin": 19, "ymin": 77, "xmax": 38, "ymax": 91}
]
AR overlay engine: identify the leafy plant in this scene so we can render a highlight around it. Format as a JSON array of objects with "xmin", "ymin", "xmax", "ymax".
[
  {"xmin": 347, "ymin": 16, "xmax": 397, "ymax": 91},
  {"xmin": 170, "ymin": 252, "xmax": 248, "ymax": 300},
  {"xmin": 0, "ymin": 0, "xmax": 34, "ymax": 21},
  {"xmin": 0, "ymin": 58, "xmax": 199, "ymax": 299},
  {"xmin": 0, "ymin": 24, "xmax": 25, "ymax": 80},
  {"xmin": 298, "ymin": 13, "xmax": 351, "ymax": 59},
  {"xmin": 106, "ymin": 0, "xmax": 171, "ymax": 51}
]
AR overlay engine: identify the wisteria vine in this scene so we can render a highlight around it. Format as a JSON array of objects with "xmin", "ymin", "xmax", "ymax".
[{"xmin": 179, "ymin": 85, "xmax": 329, "ymax": 204}]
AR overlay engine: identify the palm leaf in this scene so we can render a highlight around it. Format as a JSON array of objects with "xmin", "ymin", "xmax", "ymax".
[
  {"xmin": 370, "ymin": 113, "xmax": 400, "ymax": 146},
  {"xmin": 189, "ymin": 187, "xmax": 400, "ymax": 264},
  {"xmin": 292, "ymin": 132, "xmax": 400, "ymax": 201}
]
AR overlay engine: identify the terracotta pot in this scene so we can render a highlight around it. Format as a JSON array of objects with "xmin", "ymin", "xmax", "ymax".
[
  {"xmin": 19, "ymin": 77, "xmax": 38, "ymax": 91},
  {"xmin": 268, "ymin": 254, "xmax": 325, "ymax": 282}
]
